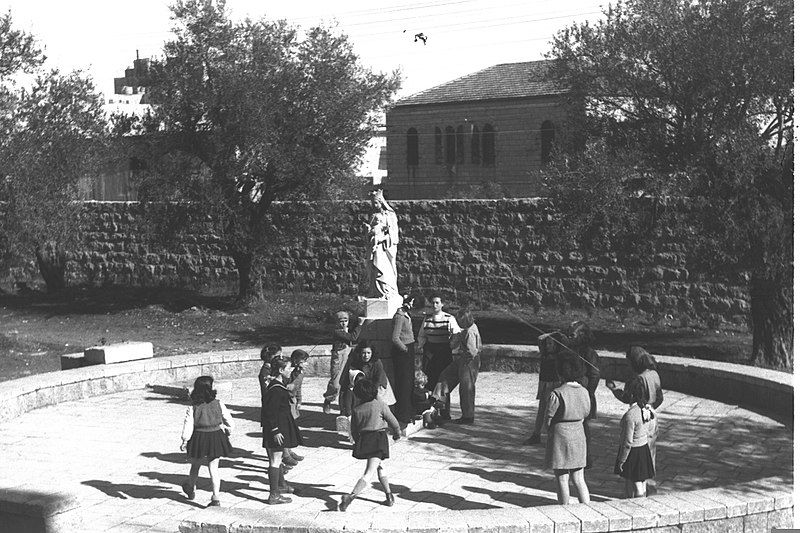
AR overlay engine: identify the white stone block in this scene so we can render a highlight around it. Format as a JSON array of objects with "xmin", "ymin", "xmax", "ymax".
[
  {"xmin": 360, "ymin": 295, "xmax": 403, "ymax": 319},
  {"xmin": 84, "ymin": 342, "xmax": 154, "ymax": 365}
]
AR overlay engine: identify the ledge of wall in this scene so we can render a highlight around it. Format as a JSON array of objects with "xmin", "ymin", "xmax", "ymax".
[
  {"xmin": 0, "ymin": 346, "xmax": 792, "ymax": 532},
  {"xmin": 176, "ymin": 478, "xmax": 793, "ymax": 533}
]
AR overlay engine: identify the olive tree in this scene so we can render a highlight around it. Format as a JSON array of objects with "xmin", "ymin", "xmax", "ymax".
[
  {"xmin": 137, "ymin": 0, "xmax": 400, "ymax": 300},
  {"xmin": 544, "ymin": 0, "xmax": 793, "ymax": 368}
]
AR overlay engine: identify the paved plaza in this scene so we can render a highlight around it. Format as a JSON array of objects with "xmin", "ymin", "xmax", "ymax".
[{"xmin": 0, "ymin": 371, "xmax": 792, "ymax": 532}]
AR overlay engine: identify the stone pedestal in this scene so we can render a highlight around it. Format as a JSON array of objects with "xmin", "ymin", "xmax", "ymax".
[{"xmin": 360, "ymin": 295, "xmax": 403, "ymax": 319}]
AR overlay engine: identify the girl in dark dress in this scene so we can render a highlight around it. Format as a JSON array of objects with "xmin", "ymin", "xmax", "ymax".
[
  {"xmin": 339, "ymin": 342, "xmax": 393, "ymax": 413},
  {"xmin": 339, "ymin": 379, "xmax": 402, "ymax": 511},
  {"xmin": 180, "ymin": 376, "xmax": 234, "ymax": 507},
  {"xmin": 261, "ymin": 355, "xmax": 303, "ymax": 505}
]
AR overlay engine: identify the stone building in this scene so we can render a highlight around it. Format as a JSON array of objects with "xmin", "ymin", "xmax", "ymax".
[{"xmin": 383, "ymin": 60, "xmax": 570, "ymax": 199}]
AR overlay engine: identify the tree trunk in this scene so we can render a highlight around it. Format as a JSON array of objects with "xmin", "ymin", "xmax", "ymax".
[
  {"xmin": 35, "ymin": 246, "xmax": 66, "ymax": 293},
  {"xmin": 749, "ymin": 272, "xmax": 793, "ymax": 370},
  {"xmin": 231, "ymin": 249, "xmax": 254, "ymax": 302}
]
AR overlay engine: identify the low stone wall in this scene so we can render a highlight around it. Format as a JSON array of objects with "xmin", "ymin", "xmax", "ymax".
[
  {"xmin": 6, "ymin": 200, "xmax": 750, "ymax": 323},
  {"xmin": 176, "ymin": 487, "xmax": 793, "ymax": 532},
  {"xmin": 0, "ymin": 347, "xmax": 791, "ymax": 532}
]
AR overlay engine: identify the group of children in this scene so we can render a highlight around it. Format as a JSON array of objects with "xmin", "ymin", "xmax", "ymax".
[
  {"xmin": 178, "ymin": 312, "xmax": 662, "ymax": 509},
  {"xmin": 179, "ymin": 340, "xmax": 402, "ymax": 510},
  {"xmin": 524, "ymin": 321, "xmax": 663, "ymax": 503}
]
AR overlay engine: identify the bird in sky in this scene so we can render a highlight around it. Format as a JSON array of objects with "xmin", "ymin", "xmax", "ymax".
[{"xmin": 403, "ymin": 29, "xmax": 428, "ymax": 45}]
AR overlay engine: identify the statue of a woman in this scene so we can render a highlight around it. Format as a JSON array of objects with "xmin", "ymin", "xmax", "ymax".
[{"xmin": 365, "ymin": 189, "xmax": 399, "ymax": 299}]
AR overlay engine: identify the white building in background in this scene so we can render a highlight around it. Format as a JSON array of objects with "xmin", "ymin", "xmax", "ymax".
[{"xmin": 358, "ymin": 126, "xmax": 387, "ymax": 186}]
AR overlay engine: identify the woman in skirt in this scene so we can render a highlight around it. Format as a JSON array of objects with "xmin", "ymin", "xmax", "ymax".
[
  {"xmin": 615, "ymin": 379, "xmax": 658, "ymax": 498},
  {"xmin": 180, "ymin": 375, "xmax": 234, "ymax": 507},
  {"xmin": 262, "ymin": 355, "xmax": 304, "ymax": 505},
  {"xmin": 339, "ymin": 379, "xmax": 402, "ymax": 511}
]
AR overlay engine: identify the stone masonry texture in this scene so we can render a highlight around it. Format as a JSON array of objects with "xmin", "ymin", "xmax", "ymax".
[{"xmin": 7, "ymin": 199, "xmax": 748, "ymax": 321}]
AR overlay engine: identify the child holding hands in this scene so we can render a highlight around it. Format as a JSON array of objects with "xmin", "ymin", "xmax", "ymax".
[{"xmin": 180, "ymin": 376, "xmax": 234, "ymax": 507}]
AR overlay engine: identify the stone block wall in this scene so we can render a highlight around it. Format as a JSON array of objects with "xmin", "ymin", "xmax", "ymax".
[{"xmin": 11, "ymin": 199, "xmax": 748, "ymax": 322}]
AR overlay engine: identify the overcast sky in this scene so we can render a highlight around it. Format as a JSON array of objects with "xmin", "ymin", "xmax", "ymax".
[{"xmin": 3, "ymin": 0, "xmax": 605, "ymax": 99}]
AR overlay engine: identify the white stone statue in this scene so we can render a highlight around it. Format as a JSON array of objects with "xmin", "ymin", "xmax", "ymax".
[{"xmin": 365, "ymin": 188, "xmax": 399, "ymax": 299}]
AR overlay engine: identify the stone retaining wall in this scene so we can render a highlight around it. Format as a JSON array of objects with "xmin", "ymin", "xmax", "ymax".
[
  {"xmin": 7, "ymin": 200, "xmax": 749, "ymax": 322},
  {"xmin": 0, "ymin": 346, "xmax": 791, "ymax": 532},
  {"xmin": 176, "ymin": 488, "xmax": 793, "ymax": 532}
]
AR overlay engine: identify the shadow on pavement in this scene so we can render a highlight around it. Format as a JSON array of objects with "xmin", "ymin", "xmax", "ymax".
[
  {"xmin": 81, "ymin": 478, "xmax": 205, "ymax": 508},
  {"xmin": 138, "ymin": 471, "xmax": 267, "ymax": 503},
  {"xmin": 389, "ymin": 483, "xmax": 501, "ymax": 510}
]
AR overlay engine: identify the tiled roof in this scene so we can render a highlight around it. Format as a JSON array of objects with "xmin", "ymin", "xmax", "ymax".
[{"xmin": 395, "ymin": 60, "xmax": 567, "ymax": 107}]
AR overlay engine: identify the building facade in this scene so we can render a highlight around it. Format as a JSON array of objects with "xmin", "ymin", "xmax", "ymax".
[{"xmin": 384, "ymin": 60, "xmax": 569, "ymax": 199}]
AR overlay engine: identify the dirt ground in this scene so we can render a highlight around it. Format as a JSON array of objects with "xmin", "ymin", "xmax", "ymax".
[{"xmin": 0, "ymin": 286, "xmax": 753, "ymax": 382}]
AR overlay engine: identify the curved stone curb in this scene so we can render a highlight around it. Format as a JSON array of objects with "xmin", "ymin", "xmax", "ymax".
[
  {"xmin": 0, "ymin": 345, "xmax": 792, "ymax": 532},
  {"xmin": 175, "ymin": 477, "xmax": 793, "ymax": 533}
]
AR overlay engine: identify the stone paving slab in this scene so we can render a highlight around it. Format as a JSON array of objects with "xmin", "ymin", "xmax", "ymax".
[{"xmin": 0, "ymin": 372, "xmax": 791, "ymax": 532}]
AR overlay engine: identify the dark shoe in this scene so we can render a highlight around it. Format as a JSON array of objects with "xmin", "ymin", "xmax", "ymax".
[
  {"xmin": 523, "ymin": 434, "xmax": 541, "ymax": 445},
  {"xmin": 282, "ymin": 455, "xmax": 298, "ymax": 467},
  {"xmin": 384, "ymin": 493, "xmax": 395, "ymax": 507},
  {"xmin": 278, "ymin": 480, "xmax": 295, "ymax": 494},
  {"xmin": 289, "ymin": 450, "xmax": 304, "ymax": 461},
  {"xmin": 339, "ymin": 493, "xmax": 355, "ymax": 511},
  {"xmin": 181, "ymin": 481, "xmax": 195, "ymax": 500},
  {"xmin": 208, "ymin": 498, "xmax": 220, "ymax": 507},
  {"xmin": 454, "ymin": 417, "xmax": 474, "ymax": 425},
  {"xmin": 267, "ymin": 493, "xmax": 292, "ymax": 505},
  {"xmin": 323, "ymin": 400, "xmax": 332, "ymax": 414}
]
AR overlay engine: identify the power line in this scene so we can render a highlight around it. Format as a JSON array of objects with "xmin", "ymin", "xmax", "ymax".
[
  {"xmin": 330, "ymin": 1, "xmax": 575, "ymax": 28},
  {"xmin": 350, "ymin": 11, "xmax": 601, "ymax": 38}
]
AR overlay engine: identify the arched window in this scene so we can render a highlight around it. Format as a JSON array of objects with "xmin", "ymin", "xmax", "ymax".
[
  {"xmin": 445, "ymin": 126, "xmax": 456, "ymax": 166},
  {"xmin": 406, "ymin": 128, "xmax": 419, "ymax": 166},
  {"xmin": 456, "ymin": 126, "xmax": 465, "ymax": 164},
  {"xmin": 482, "ymin": 124, "xmax": 495, "ymax": 166},
  {"xmin": 541, "ymin": 120, "xmax": 555, "ymax": 165},
  {"xmin": 434, "ymin": 127, "xmax": 443, "ymax": 164},
  {"xmin": 471, "ymin": 124, "xmax": 480, "ymax": 164}
]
